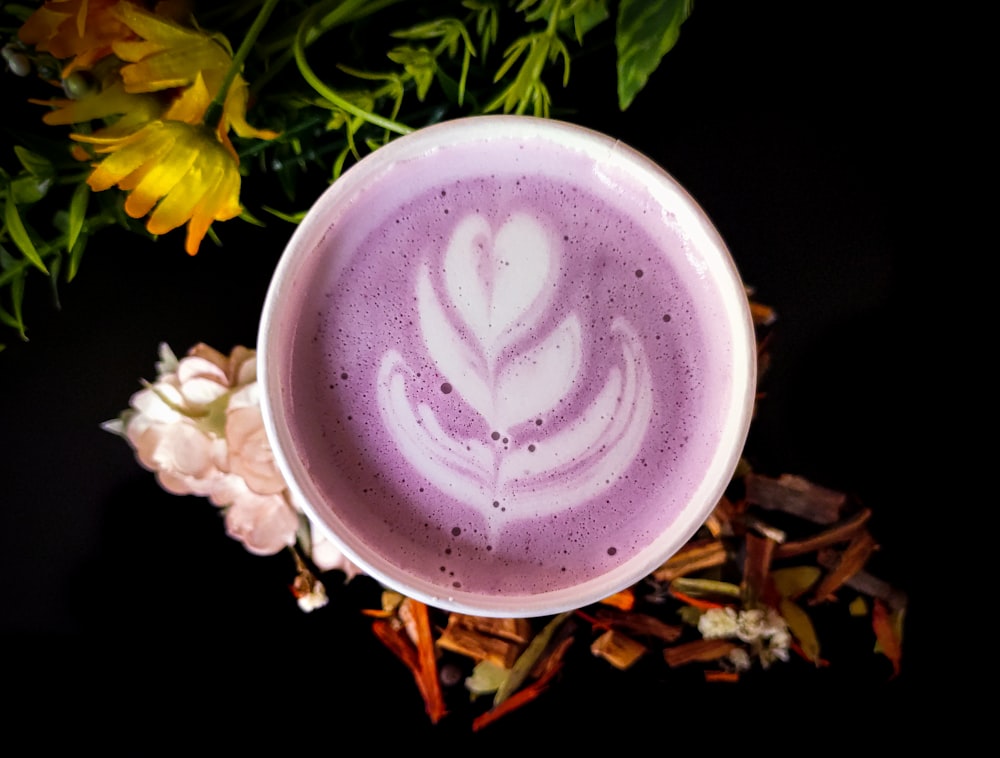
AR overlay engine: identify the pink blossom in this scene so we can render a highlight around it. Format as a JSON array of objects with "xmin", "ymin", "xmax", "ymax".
[
  {"xmin": 222, "ymin": 481, "xmax": 300, "ymax": 556},
  {"xmin": 108, "ymin": 342, "xmax": 364, "ymax": 581},
  {"xmin": 225, "ymin": 385, "xmax": 285, "ymax": 496},
  {"xmin": 310, "ymin": 527, "xmax": 365, "ymax": 580}
]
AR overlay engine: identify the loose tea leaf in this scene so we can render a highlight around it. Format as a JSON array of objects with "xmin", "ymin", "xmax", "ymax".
[{"xmin": 493, "ymin": 611, "xmax": 572, "ymax": 707}]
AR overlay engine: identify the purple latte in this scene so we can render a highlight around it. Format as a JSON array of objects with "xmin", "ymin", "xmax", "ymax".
[{"xmin": 260, "ymin": 117, "xmax": 755, "ymax": 615}]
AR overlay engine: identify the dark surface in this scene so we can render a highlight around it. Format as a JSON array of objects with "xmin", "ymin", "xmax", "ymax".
[{"xmin": 1, "ymin": 2, "xmax": 935, "ymax": 746}]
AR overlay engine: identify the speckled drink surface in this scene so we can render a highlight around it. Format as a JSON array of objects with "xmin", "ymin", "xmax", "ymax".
[{"xmin": 266, "ymin": 120, "xmax": 750, "ymax": 611}]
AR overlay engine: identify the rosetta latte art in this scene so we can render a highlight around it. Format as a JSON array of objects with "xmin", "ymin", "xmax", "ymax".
[{"xmin": 376, "ymin": 211, "xmax": 653, "ymax": 532}]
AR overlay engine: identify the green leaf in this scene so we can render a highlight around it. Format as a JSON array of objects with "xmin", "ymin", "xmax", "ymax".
[
  {"xmin": 2, "ymin": 4, "xmax": 36, "ymax": 23},
  {"xmin": 770, "ymin": 566, "xmax": 822, "ymax": 601},
  {"xmin": 570, "ymin": 0, "xmax": 610, "ymax": 42},
  {"xmin": 67, "ymin": 230, "xmax": 88, "ymax": 282},
  {"xmin": 670, "ymin": 576, "xmax": 742, "ymax": 600},
  {"xmin": 14, "ymin": 146, "xmax": 55, "ymax": 180},
  {"xmin": 48, "ymin": 254, "xmax": 62, "ymax": 310},
  {"xmin": 493, "ymin": 611, "xmax": 571, "ymax": 707},
  {"xmin": 9, "ymin": 174, "xmax": 53, "ymax": 205},
  {"xmin": 779, "ymin": 598, "xmax": 822, "ymax": 665},
  {"xmin": 465, "ymin": 659, "xmax": 509, "ymax": 698},
  {"xmin": 0, "ymin": 270, "xmax": 28, "ymax": 340},
  {"xmin": 67, "ymin": 181, "xmax": 90, "ymax": 253},
  {"xmin": 3, "ymin": 190, "xmax": 49, "ymax": 274},
  {"xmin": 615, "ymin": 0, "xmax": 692, "ymax": 110}
]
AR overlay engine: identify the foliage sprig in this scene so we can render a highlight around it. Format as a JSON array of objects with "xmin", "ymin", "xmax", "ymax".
[{"xmin": 0, "ymin": 0, "xmax": 693, "ymax": 352}]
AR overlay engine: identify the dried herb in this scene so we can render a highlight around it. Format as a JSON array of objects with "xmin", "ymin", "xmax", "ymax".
[{"xmin": 348, "ymin": 296, "xmax": 907, "ymax": 729}]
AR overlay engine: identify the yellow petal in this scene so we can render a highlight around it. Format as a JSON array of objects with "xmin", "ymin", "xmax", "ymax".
[
  {"xmin": 146, "ymin": 161, "xmax": 208, "ymax": 235},
  {"xmin": 18, "ymin": 6, "xmax": 75, "ymax": 53},
  {"xmin": 164, "ymin": 71, "xmax": 212, "ymax": 124},
  {"xmin": 185, "ymin": 155, "xmax": 241, "ymax": 254},
  {"xmin": 113, "ymin": 4, "xmax": 229, "ymax": 93},
  {"xmin": 224, "ymin": 77, "xmax": 280, "ymax": 140},
  {"xmin": 124, "ymin": 139, "xmax": 199, "ymax": 218},
  {"xmin": 84, "ymin": 121, "xmax": 175, "ymax": 192},
  {"xmin": 38, "ymin": 78, "xmax": 160, "ymax": 127}
]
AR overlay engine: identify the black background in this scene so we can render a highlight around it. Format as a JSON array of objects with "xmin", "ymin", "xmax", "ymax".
[{"xmin": 2, "ymin": 1, "xmax": 937, "ymax": 748}]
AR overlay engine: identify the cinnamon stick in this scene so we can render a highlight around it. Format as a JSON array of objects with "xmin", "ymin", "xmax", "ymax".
[
  {"xmin": 809, "ymin": 530, "xmax": 878, "ymax": 604},
  {"xmin": 652, "ymin": 539, "xmax": 728, "ymax": 582},
  {"xmin": 775, "ymin": 507, "xmax": 872, "ymax": 558},
  {"xmin": 663, "ymin": 638, "xmax": 738, "ymax": 667}
]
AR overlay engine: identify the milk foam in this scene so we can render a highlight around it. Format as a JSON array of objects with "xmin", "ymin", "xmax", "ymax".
[{"xmin": 276, "ymin": 130, "xmax": 744, "ymax": 601}]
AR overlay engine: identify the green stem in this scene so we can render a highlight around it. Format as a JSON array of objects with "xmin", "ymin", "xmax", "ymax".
[
  {"xmin": 293, "ymin": 5, "xmax": 413, "ymax": 136},
  {"xmin": 252, "ymin": 0, "xmax": 406, "ymax": 94},
  {"xmin": 204, "ymin": 0, "xmax": 281, "ymax": 130}
]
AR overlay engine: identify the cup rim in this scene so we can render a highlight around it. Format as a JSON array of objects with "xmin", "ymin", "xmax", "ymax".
[{"xmin": 258, "ymin": 114, "xmax": 757, "ymax": 617}]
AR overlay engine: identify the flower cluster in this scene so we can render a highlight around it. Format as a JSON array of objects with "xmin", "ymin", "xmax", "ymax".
[
  {"xmin": 103, "ymin": 341, "xmax": 362, "ymax": 610},
  {"xmin": 17, "ymin": 0, "xmax": 277, "ymax": 254},
  {"xmin": 698, "ymin": 605, "xmax": 792, "ymax": 671}
]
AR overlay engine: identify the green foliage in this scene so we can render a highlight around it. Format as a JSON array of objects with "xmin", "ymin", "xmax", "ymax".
[
  {"xmin": 616, "ymin": 0, "xmax": 692, "ymax": 110},
  {"xmin": 1, "ymin": 0, "xmax": 694, "ymax": 349}
]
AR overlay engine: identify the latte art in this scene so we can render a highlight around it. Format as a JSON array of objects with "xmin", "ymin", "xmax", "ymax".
[
  {"xmin": 259, "ymin": 117, "xmax": 755, "ymax": 616},
  {"xmin": 378, "ymin": 211, "xmax": 654, "ymax": 533}
]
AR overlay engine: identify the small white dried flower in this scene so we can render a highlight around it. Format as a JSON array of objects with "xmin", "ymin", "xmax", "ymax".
[
  {"xmin": 697, "ymin": 606, "xmax": 739, "ymax": 639},
  {"xmin": 727, "ymin": 647, "xmax": 752, "ymax": 672},
  {"xmin": 295, "ymin": 580, "xmax": 329, "ymax": 613}
]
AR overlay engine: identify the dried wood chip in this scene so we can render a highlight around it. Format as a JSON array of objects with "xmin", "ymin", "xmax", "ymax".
[
  {"xmin": 663, "ymin": 638, "xmax": 738, "ymax": 667},
  {"xmin": 742, "ymin": 532, "xmax": 776, "ymax": 608},
  {"xmin": 437, "ymin": 616, "xmax": 526, "ymax": 669},
  {"xmin": 745, "ymin": 473, "xmax": 847, "ymax": 524},
  {"xmin": 588, "ymin": 606, "xmax": 684, "ymax": 643},
  {"xmin": 449, "ymin": 615, "xmax": 532, "ymax": 644},
  {"xmin": 600, "ymin": 588, "xmax": 636, "ymax": 611},
  {"xmin": 704, "ymin": 495, "xmax": 742, "ymax": 537},
  {"xmin": 590, "ymin": 629, "xmax": 647, "ymax": 670},
  {"xmin": 653, "ymin": 538, "xmax": 728, "ymax": 582},
  {"xmin": 816, "ymin": 552, "xmax": 908, "ymax": 611},
  {"xmin": 810, "ymin": 530, "xmax": 879, "ymax": 604},
  {"xmin": 775, "ymin": 507, "xmax": 872, "ymax": 558}
]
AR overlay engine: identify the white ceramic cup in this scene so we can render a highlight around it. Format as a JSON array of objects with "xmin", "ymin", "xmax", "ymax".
[{"xmin": 259, "ymin": 115, "xmax": 755, "ymax": 617}]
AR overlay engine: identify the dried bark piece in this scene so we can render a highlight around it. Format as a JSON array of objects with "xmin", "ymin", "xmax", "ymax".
[
  {"xmin": 449, "ymin": 615, "xmax": 532, "ymax": 644},
  {"xmin": 809, "ymin": 530, "xmax": 879, "ymax": 604},
  {"xmin": 600, "ymin": 588, "xmax": 636, "ymax": 611},
  {"xmin": 530, "ymin": 635, "xmax": 575, "ymax": 681},
  {"xmin": 437, "ymin": 616, "xmax": 527, "ymax": 669},
  {"xmin": 775, "ymin": 507, "xmax": 872, "ymax": 558},
  {"xmin": 816, "ymin": 552, "xmax": 908, "ymax": 611},
  {"xmin": 703, "ymin": 495, "xmax": 742, "ymax": 537},
  {"xmin": 663, "ymin": 638, "xmax": 738, "ymax": 667},
  {"xmin": 372, "ymin": 618, "xmax": 421, "ymax": 673},
  {"xmin": 410, "ymin": 600, "xmax": 447, "ymax": 724},
  {"xmin": 742, "ymin": 532, "xmax": 776, "ymax": 608},
  {"xmin": 652, "ymin": 538, "xmax": 728, "ymax": 582},
  {"xmin": 375, "ymin": 601, "xmax": 448, "ymax": 725},
  {"xmin": 591, "ymin": 629, "xmax": 647, "ymax": 670},
  {"xmin": 744, "ymin": 473, "xmax": 847, "ymax": 524},
  {"xmin": 749, "ymin": 300, "xmax": 777, "ymax": 326},
  {"xmin": 872, "ymin": 598, "xmax": 903, "ymax": 679},
  {"xmin": 588, "ymin": 606, "xmax": 684, "ymax": 643},
  {"xmin": 704, "ymin": 670, "xmax": 740, "ymax": 683},
  {"xmin": 472, "ymin": 657, "xmax": 563, "ymax": 732}
]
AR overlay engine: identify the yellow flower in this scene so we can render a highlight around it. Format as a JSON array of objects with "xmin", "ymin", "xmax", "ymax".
[
  {"xmin": 18, "ymin": 0, "xmax": 136, "ymax": 75},
  {"xmin": 74, "ymin": 119, "xmax": 243, "ymax": 255},
  {"xmin": 31, "ymin": 78, "xmax": 161, "ymax": 137},
  {"xmin": 110, "ymin": 3, "xmax": 277, "ymax": 145}
]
